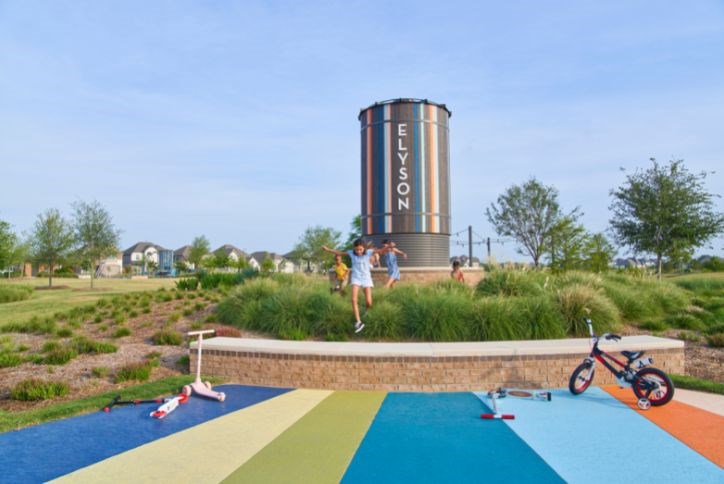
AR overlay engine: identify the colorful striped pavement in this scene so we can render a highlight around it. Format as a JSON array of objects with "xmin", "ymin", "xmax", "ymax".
[{"xmin": 0, "ymin": 384, "xmax": 721, "ymax": 483}]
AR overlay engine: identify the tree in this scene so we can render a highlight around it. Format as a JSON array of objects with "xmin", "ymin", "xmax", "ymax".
[
  {"xmin": 486, "ymin": 178, "xmax": 580, "ymax": 268},
  {"xmin": 583, "ymin": 233, "xmax": 616, "ymax": 273},
  {"xmin": 29, "ymin": 209, "xmax": 75, "ymax": 287},
  {"xmin": 71, "ymin": 200, "xmax": 121, "ymax": 288},
  {"xmin": 546, "ymin": 217, "xmax": 589, "ymax": 272},
  {"xmin": 289, "ymin": 225, "xmax": 342, "ymax": 272},
  {"xmin": 609, "ymin": 158, "xmax": 724, "ymax": 279},
  {"xmin": 0, "ymin": 220, "xmax": 20, "ymax": 276},
  {"xmin": 212, "ymin": 248, "xmax": 230, "ymax": 271},
  {"xmin": 188, "ymin": 236, "xmax": 210, "ymax": 271},
  {"xmin": 260, "ymin": 256, "xmax": 276, "ymax": 273},
  {"xmin": 231, "ymin": 256, "xmax": 249, "ymax": 273}
]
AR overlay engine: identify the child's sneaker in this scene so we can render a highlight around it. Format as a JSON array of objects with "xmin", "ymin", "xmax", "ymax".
[{"xmin": 354, "ymin": 321, "xmax": 365, "ymax": 333}]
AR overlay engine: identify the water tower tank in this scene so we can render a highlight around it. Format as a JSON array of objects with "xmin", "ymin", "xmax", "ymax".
[{"xmin": 359, "ymin": 98, "xmax": 451, "ymax": 267}]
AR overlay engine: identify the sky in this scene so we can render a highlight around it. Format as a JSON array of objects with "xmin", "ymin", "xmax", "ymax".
[{"xmin": 1, "ymin": 0, "xmax": 723, "ymax": 263}]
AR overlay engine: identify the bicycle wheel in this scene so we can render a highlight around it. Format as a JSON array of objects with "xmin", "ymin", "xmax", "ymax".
[
  {"xmin": 632, "ymin": 367, "xmax": 674, "ymax": 406},
  {"xmin": 569, "ymin": 362, "xmax": 595, "ymax": 395}
]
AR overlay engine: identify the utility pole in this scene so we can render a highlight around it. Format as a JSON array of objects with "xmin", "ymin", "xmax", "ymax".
[
  {"xmin": 468, "ymin": 226, "xmax": 473, "ymax": 267},
  {"xmin": 487, "ymin": 237, "xmax": 491, "ymax": 260}
]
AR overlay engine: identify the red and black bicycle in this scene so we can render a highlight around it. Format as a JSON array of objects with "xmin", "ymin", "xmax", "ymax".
[{"xmin": 569, "ymin": 318, "xmax": 674, "ymax": 410}]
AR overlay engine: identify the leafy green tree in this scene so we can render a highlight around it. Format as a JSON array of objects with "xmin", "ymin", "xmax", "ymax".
[
  {"xmin": 71, "ymin": 200, "xmax": 121, "ymax": 288},
  {"xmin": 546, "ymin": 217, "xmax": 588, "ymax": 272},
  {"xmin": 609, "ymin": 158, "xmax": 724, "ymax": 279},
  {"xmin": 583, "ymin": 233, "xmax": 616, "ymax": 273},
  {"xmin": 29, "ymin": 209, "xmax": 75, "ymax": 287},
  {"xmin": 486, "ymin": 178, "xmax": 580, "ymax": 268},
  {"xmin": 232, "ymin": 256, "xmax": 249, "ymax": 273},
  {"xmin": 289, "ymin": 225, "xmax": 342, "ymax": 272},
  {"xmin": 260, "ymin": 256, "xmax": 275, "ymax": 273},
  {"xmin": 189, "ymin": 236, "xmax": 211, "ymax": 272},
  {"xmin": 0, "ymin": 220, "xmax": 20, "ymax": 276},
  {"xmin": 175, "ymin": 260, "xmax": 189, "ymax": 274},
  {"xmin": 212, "ymin": 248, "xmax": 231, "ymax": 270}
]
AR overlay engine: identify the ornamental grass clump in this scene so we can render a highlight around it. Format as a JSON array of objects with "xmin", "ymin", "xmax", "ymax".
[
  {"xmin": 364, "ymin": 301, "xmax": 405, "ymax": 340},
  {"xmin": 475, "ymin": 270, "xmax": 547, "ymax": 297},
  {"xmin": 404, "ymin": 291, "xmax": 475, "ymax": 341},
  {"xmin": 11, "ymin": 379, "xmax": 69, "ymax": 401},
  {"xmin": 556, "ymin": 284, "xmax": 620, "ymax": 336},
  {"xmin": 0, "ymin": 284, "xmax": 33, "ymax": 303}
]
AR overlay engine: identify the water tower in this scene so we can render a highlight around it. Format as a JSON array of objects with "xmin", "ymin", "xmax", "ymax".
[{"xmin": 359, "ymin": 98, "xmax": 451, "ymax": 267}]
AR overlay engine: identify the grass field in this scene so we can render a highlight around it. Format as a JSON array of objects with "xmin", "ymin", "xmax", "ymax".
[{"xmin": 0, "ymin": 278, "xmax": 176, "ymax": 328}]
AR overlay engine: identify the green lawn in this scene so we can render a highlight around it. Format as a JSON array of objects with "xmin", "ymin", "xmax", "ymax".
[{"xmin": 0, "ymin": 278, "xmax": 176, "ymax": 327}]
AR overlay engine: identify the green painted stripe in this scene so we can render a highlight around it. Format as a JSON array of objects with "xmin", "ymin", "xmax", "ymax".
[{"xmin": 223, "ymin": 391, "xmax": 386, "ymax": 484}]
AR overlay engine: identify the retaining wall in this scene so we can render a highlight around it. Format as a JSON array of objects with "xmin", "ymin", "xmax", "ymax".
[{"xmin": 190, "ymin": 336, "xmax": 684, "ymax": 391}]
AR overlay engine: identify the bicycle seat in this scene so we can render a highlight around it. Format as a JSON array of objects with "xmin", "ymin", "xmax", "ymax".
[{"xmin": 621, "ymin": 350, "xmax": 644, "ymax": 361}]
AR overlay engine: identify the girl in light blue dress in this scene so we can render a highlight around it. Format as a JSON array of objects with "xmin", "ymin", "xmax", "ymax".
[
  {"xmin": 323, "ymin": 239, "xmax": 387, "ymax": 333},
  {"xmin": 382, "ymin": 239, "xmax": 407, "ymax": 289}
]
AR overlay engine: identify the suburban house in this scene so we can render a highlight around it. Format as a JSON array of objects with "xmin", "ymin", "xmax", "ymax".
[
  {"xmin": 123, "ymin": 242, "xmax": 174, "ymax": 275},
  {"xmin": 96, "ymin": 252, "xmax": 123, "ymax": 277},
  {"xmin": 251, "ymin": 251, "xmax": 293, "ymax": 273},
  {"xmin": 174, "ymin": 245, "xmax": 194, "ymax": 270}
]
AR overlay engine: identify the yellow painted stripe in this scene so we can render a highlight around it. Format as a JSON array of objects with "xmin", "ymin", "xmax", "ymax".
[{"xmin": 52, "ymin": 389, "xmax": 332, "ymax": 484}]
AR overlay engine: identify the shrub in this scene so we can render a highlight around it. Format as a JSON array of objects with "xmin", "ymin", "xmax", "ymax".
[
  {"xmin": 176, "ymin": 277, "xmax": 199, "ymax": 291},
  {"xmin": 55, "ymin": 327, "xmax": 74, "ymax": 338},
  {"xmin": 11, "ymin": 379, "xmax": 69, "ymax": 401},
  {"xmin": 475, "ymin": 270, "xmax": 547, "ymax": 297},
  {"xmin": 1, "ymin": 316, "xmax": 56, "ymax": 335},
  {"xmin": 152, "ymin": 330, "xmax": 183, "ymax": 345},
  {"xmin": 469, "ymin": 297, "xmax": 525, "ymax": 341},
  {"xmin": 43, "ymin": 347, "xmax": 78, "ymax": 365},
  {"xmin": 638, "ymin": 320, "xmax": 668, "ymax": 331},
  {"xmin": 663, "ymin": 313, "xmax": 706, "ymax": 331},
  {"xmin": 365, "ymin": 300, "xmax": 405, "ymax": 340},
  {"xmin": 515, "ymin": 296, "xmax": 566, "ymax": 340},
  {"xmin": 182, "ymin": 308, "xmax": 193, "ymax": 316},
  {"xmin": 194, "ymin": 302, "xmax": 205, "ymax": 311},
  {"xmin": 199, "ymin": 270, "xmax": 257, "ymax": 290},
  {"xmin": 112, "ymin": 327, "xmax": 132, "ymax": 338},
  {"xmin": 92, "ymin": 367, "xmax": 109, "ymax": 378},
  {"xmin": 71, "ymin": 336, "xmax": 117, "ymax": 354},
  {"xmin": 556, "ymin": 284, "xmax": 620, "ymax": 336},
  {"xmin": 0, "ymin": 352, "xmax": 23, "ymax": 368},
  {"xmin": 403, "ymin": 291, "xmax": 475, "ymax": 341},
  {"xmin": 115, "ymin": 362, "xmax": 152, "ymax": 382},
  {"xmin": 0, "ymin": 284, "xmax": 33, "ymax": 304},
  {"xmin": 41, "ymin": 341, "xmax": 61, "ymax": 352},
  {"xmin": 707, "ymin": 333, "xmax": 724, "ymax": 348}
]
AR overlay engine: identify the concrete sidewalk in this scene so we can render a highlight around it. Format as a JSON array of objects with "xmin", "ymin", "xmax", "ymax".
[{"xmin": 674, "ymin": 388, "xmax": 724, "ymax": 416}]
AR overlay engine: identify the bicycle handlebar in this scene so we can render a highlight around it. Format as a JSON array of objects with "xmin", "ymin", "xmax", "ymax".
[{"xmin": 584, "ymin": 319, "xmax": 621, "ymax": 342}]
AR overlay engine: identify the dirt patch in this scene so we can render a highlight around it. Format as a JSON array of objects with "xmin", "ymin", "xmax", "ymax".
[{"xmin": 0, "ymin": 298, "xmax": 266, "ymax": 413}]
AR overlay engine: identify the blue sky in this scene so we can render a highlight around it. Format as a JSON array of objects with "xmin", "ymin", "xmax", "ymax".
[{"xmin": 1, "ymin": 1, "xmax": 723, "ymax": 262}]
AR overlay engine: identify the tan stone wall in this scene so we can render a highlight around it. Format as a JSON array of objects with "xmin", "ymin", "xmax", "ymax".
[
  {"xmin": 191, "ymin": 347, "xmax": 683, "ymax": 392},
  {"xmin": 370, "ymin": 267, "xmax": 486, "ymax": 287}
]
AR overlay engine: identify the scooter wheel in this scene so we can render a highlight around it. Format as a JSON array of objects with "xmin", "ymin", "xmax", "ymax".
[
  {"xmin": 182, "ymin": 385, "xmax": 192, "ymax": 396},
  {"xmin": 218, "ymin": 392, "xmax": 226, "ymax": 402},
  {"xmin": 637, "ymin": 398, "xmax": 651, "ymax": 410}
]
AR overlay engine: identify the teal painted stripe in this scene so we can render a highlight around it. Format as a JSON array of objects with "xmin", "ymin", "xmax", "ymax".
[
  {"xmin": 342, "ymin": 392, "xmax": 563, "ymax": 483},
  {"xmin": 475, "ymin": 388, "xmax": 723, "ymax": 483}
]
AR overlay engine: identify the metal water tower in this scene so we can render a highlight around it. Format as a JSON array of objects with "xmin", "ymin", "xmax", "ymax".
[{"xmin": 359, "ymin": 98, "xmax": 451, "ymax": 266}]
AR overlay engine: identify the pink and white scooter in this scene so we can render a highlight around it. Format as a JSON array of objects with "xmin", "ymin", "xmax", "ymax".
[{"xmin": 182, "ymin": 330, "xmax": 226, "ymax": 402}]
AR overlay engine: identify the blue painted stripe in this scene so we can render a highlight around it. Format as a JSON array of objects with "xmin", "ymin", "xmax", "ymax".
[
  {"xmin": 0, "ymin": 385, "xmax": 290, "ymax": 483},
  {"xmin": 342, "ymin": 392, "xmax": 563, "ymax": 483},
  {"xmin": 473, "ymin": 388, "xmax": 724, "ymax": 483}
]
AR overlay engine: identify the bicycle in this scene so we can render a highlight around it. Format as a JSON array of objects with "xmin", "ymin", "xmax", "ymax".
[{"xmin": 568, "ymin": 318, "xmax": 674, "ymax": 410}]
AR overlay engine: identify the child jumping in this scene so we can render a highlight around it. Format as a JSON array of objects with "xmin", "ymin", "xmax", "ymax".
[
  {"xmin": 381, "ymin": 239, "xmax": 407, "ymax": 288},
  {"xmin": 323, "ymin": 238, "xmax": 386, "ymax": 333}
]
